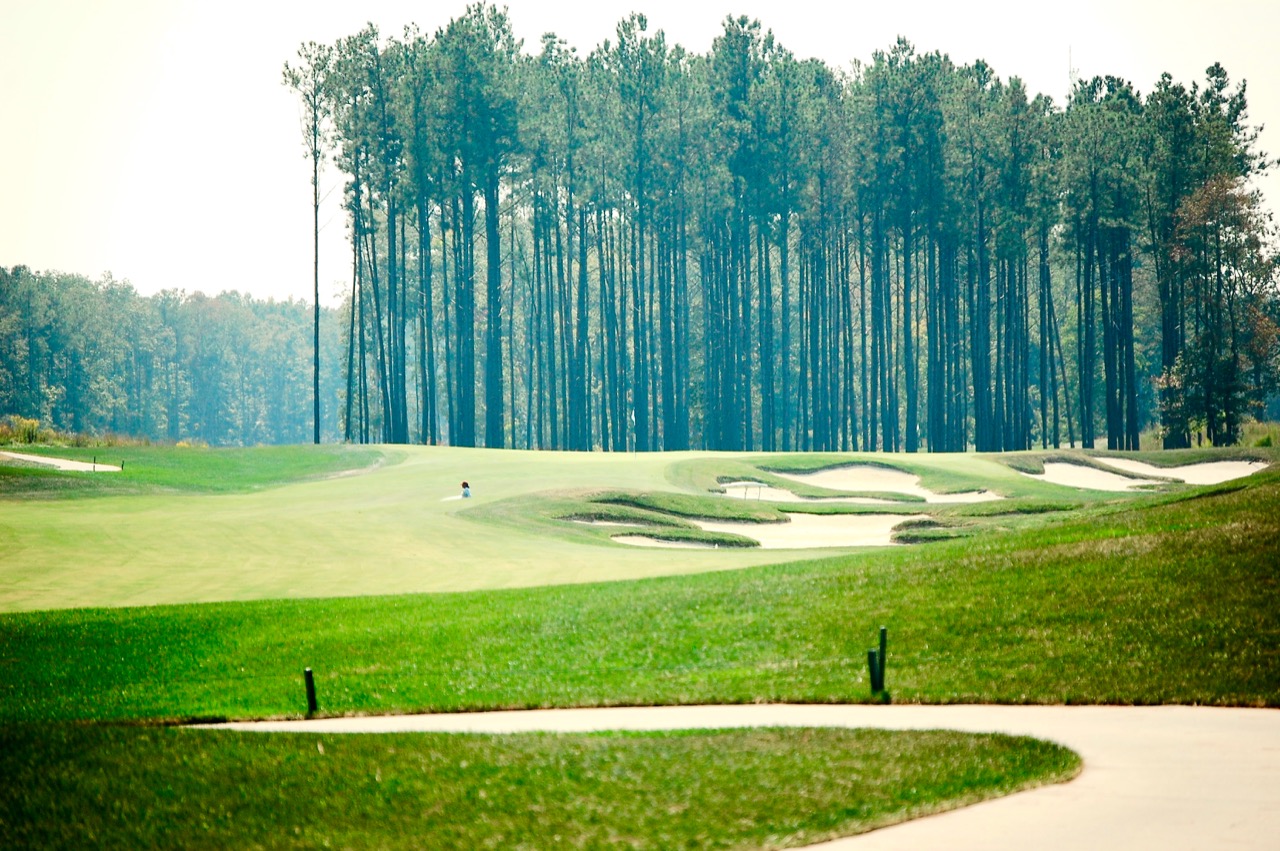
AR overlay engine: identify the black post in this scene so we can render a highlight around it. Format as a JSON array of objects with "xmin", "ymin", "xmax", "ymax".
[
  {"xmin": 867, "ymin": 649, "xmax": 882, "ymax": 692},
  {"xmin": 878, "ymin": 626, "xmax": 887, "ymax": 688},
  {"xmin": 304, "ymin": 667, "xmax": 318, "ymax": 715}
]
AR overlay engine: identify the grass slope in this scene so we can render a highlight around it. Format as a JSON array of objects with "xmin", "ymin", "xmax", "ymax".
[{"xmin": 3, "ymin": 465, "xmax": 1276, "ymax": 724}]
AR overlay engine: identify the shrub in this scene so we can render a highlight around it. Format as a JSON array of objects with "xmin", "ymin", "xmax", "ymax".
[
  {"xmin": 0, "ymin": 415, "xmax": 41, "ymax": 444},
  {"xmin": 0, "ymin": 416, "xmax": 154, "ymax": 448}
]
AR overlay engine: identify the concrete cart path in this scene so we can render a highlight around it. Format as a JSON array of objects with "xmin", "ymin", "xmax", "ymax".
[
  {"xmin": 0, "ymin": 450, "xmax": 121, "ymax": 472},
  {"xmin": 205, "ymin": 703, "xmax": 1280, "ymax": 850}
]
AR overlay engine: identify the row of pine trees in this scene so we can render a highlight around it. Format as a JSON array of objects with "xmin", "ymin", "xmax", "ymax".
[{"xmin": 292, "ymin": 7, "xmax": 1277, "ymax": 452}]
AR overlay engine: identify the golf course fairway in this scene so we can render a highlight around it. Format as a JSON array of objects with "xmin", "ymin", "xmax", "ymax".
[
  {"xmin": 2, "ymin": 443, "xmax": 1277, "ymax": 849},
  {"xmin": 6, "ymin": 442, "xmax": 1267, "ymax": 613}
]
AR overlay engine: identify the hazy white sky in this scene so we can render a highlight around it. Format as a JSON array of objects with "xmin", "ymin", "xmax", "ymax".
[{"xmin": 2, "ymin": 0, "xmax": 1276, "ymax": 306}]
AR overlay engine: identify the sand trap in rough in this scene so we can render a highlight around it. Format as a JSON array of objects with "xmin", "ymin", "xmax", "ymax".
[
  {"xmin": 616, "ymin": 512, "xmax": 928, "ymax": 550},
  {"xmin": 1023, "ymin": 462, "xmax": 1159, "ymax": 492},
  {"xmin": 775, "ymin": 466, "xmax": 1001, "ymax": 503},
  {"xmin": 1093, "ymin": 458, "xmax": 1269, "ymax": 485},
  {"xmin": 0, "ymin": 450, "xmax": 121, "ymax": 472},
  {"xmin": 720, "ymin": 481, "xmax": 898, "ymax": 505}
]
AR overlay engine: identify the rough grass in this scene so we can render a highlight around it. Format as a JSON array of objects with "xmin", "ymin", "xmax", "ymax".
[
  {"xmin": 0, "ymin": 444, "xmax": 385, "ymax": 498},
  {"xmin": 0, "ymin": 724, "xmax": 1078, "ymax": 851}
]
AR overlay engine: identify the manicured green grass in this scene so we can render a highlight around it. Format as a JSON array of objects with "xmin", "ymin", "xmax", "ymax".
[
  {"xmin": 3, "ymin": 464, "xmax": 1276, "ymax": 725},
  {"xmin": 8, "ymin": 443, "xmax": 1255, "ymax": 612},
  {"xmin": 0, "ymin": 443, "xmax": 385, "ymax": 498},
  {"xmin": 0, "ymin": 446, "xmax": 810, "ymax": 611},
  {"xmin": 5, "ymin": 443, "xmax": 1271, "ymax": 847},
  {"xmin": 0, "ymin": 724, "xmax": 1077, "ymax": 850}
]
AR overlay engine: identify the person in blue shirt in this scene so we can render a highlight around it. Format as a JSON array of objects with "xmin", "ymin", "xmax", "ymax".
[{"xmin": 461, "ymin": 481, "xmax": 471, "ymax": 498}]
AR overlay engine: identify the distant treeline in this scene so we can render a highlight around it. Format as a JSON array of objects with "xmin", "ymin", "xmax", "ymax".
[
  {"xmin": 285, "ymin": 6, "xmax": 1279, "ymax": 451},
  {"xmin": 0, "ymin": 266, "xmax": 344, "ymax": 446},
  {"xmin": 5, "ymin": 12, "xmax": 1278, "ymax": 452}
]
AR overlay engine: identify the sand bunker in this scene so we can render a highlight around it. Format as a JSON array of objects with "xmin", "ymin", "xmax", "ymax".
[
  {"xmin": 720, "ymin": 480, "xmax": 898, "ymax": 504},
  {"xmin": 774, "ymin": 466, "xmax": 1001, "ymax": 503},
  {"xmin": 612, "ymin": 535, "xmax": 717, "ymax": 549},
  {"xmin": 1093, "ymin": 458, "xmax": 1269, "ymax": 485},
  {"xmin": 1023, "ymin": 462, "xmax": 1160, "ymax": 492},
  {"xmin": 615, "ymin": 512, "xmax": 928, "ymax": 550},
  {"xmin": 0, "ymin": 450, "xmax": 121, "ymax": 472}
]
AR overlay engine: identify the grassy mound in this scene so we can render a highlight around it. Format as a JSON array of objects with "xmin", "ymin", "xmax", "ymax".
[{"xmin": 0, "ymin": 724, "xmax": 1077, "ymax": 850}]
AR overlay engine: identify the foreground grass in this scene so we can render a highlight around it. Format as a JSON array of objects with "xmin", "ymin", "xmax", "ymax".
[{"xmin": 0, "ymin": 724, "xmax": 1077, "ymax": 850}]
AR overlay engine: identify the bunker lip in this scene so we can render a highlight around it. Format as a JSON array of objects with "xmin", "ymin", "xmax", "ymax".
[
  {"xmin": 612, "ymin": 535, "xmax": 720, "ymax": 549},
  {"xmin": 613, "ymin": 511, "xmax": 928, "ymax": 549},
  {"xmin": 719, "ymin": 480, "xmax": 902, "ymax": 504},
  {"xmin": 570, "ymin": 518, "xmax": 650, "ymax": 528}
]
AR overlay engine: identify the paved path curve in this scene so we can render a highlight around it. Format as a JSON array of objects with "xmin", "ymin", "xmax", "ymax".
[{"xmin": 206, "ymin": 704, "xmax": 1280, "ymax": 849}]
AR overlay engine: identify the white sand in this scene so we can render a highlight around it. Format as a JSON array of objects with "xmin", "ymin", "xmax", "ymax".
[
  {"xmin": 202, "ymin": 703, "xmax": 1280, "ymax": 851},
  {"xmin": 720, "ymin": 481, "xmax": 898, "ymax": 505},
  {"xmin": 776, "ymin": 466, "xmax": 1001, "ymax": 503},
  {"xmin": 1093, "ymin": 457, "xmax": 1269, "ymax": 485},
  {"xmin": 0, "ymin": 450, "xmax": 121, "ymax": 472},
  {"xmin": 1023, "ymin": 462, "xmax": 1160, "ymax": 492},
  {"xmin": 695, "ymin": 512, "xmax": 928, "ymax": 549},
  {"xmin": 611, "ymin": 535, "xmax": 717, "ymax": 549},
  {"xmin": 614, "ymin": 512, "xmax": 927, "ymax": 550}
]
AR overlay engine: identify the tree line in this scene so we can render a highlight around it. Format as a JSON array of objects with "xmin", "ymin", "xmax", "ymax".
[
  {"xmin": 5, "ymin": 9, "xmax": 1276, "ymax": 452},
  {"xmin": 288, "ymin": 7, "xmax": 1278, "ymax": 452},
  {"xmin": 0, "ymin": 266, "xmax": 345, "ymax": 445}
]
